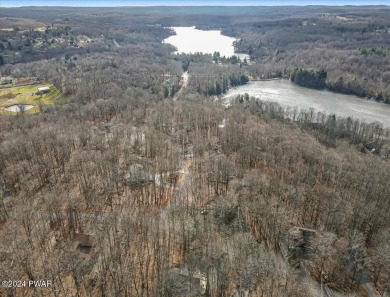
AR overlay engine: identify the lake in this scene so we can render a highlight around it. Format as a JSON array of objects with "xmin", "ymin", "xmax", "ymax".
[
  {"xmin": 224, "ymin": 79, "xmax": 390, "ymax": 128},
  {"xmin": 163, "ymin": 26, "xmax": 249, "ymax": 60}
]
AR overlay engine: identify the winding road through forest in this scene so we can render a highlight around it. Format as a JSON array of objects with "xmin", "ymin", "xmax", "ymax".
[{"xmin": 173, "ymin": 71, "xmax": 188, "ymax": 101}]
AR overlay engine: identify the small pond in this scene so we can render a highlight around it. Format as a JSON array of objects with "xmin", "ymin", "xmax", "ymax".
[{"xmin": 4, "ymin": 104, "xmax": 35, "ymax": 112}]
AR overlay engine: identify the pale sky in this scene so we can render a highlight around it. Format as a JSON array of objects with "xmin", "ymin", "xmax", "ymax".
[{"xmin": 2, "ymin": 0, "xmax": 389, "ymax": 7}]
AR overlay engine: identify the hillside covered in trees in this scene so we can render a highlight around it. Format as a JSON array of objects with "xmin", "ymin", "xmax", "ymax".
[{"xmin": 0, "ymin": 5, "xmax": 390, "ymax": 297}]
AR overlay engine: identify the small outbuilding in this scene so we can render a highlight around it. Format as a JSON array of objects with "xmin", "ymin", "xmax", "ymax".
[
  {"xmin": 74, "ymin": 232, "xmax": 94, "ymax": 247},
  {"xmin": 37, "ymin": 86, "xmax": 50, "ymax": 94}
]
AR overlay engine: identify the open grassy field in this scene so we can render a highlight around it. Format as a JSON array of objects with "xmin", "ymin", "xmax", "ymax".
[{"xmin": 0, "ymin": 83, "xmax": 66, "ymax": 114}]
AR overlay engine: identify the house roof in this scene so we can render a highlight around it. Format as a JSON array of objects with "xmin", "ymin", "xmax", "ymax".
[
  {"xmin": 74, "ymin": 232, "xmax": 94, "ymax": 247},
  {"xmin": 38, "ymin": 86, "xmax": 50, "ymax": 91}
]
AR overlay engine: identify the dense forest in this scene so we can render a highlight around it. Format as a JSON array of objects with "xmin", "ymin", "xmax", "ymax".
[{"xmin": 0, "ymin": 5, "xmax": 390, "ymax": 297}]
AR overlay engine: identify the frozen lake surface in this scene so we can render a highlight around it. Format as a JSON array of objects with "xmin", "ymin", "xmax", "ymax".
[
  {"xmin": 164, "ymin": 26, "xmax": 249, "ymax": 60},
  {"xmin": 225, "ymin": 79, "xmax": 390, "ymax": 128}
]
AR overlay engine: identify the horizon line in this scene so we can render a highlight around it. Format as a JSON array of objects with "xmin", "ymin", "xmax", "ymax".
[
  {"xmin": 3, "ymin": 4, "xmax": 390, "ymax": 7},
  {"xmin": 2, "ymin": 0, "xmax": 390, "ymax": 8}
]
